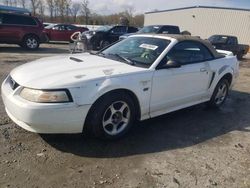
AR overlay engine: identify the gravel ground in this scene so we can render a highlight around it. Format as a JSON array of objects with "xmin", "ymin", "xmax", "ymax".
[{"xmin": 0, "ymin": 44, "xmax": 250, "ymax": 188}]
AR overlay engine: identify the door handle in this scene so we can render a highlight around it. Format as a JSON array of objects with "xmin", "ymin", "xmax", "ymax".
[{"xmin": 200, "ymin": 68, "xmax": 207, "ymax": 72}]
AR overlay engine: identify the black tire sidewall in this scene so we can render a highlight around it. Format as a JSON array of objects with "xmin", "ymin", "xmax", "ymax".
[
  {"xmin": 101, "ymin": 40, "xmax": 109, "ymax": 49},
  {"xmin": 87, "ymin": 92, "xmax": 136, "ymax": 139},
  {"xmin": 209, "ymin": 79, "xmax": 229, "ymax": 107}
]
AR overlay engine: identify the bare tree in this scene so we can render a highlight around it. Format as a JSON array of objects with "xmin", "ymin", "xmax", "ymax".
[
  {"xmin": 71, "ymin": 2, "xmax": 80, "ymax": 23},
  {"xmin": 54, "ymin": 0, "xmax": 59, "ymax": 18},
  {"xmin": 57, "ymin": 0, "xmax": 65, "ymax": 22},
  {"xmin": 3, "ymin": 0, "xmax": 10, "ymax": 6},
  {"xmin": 18, "ymin": 0, "xmax": 26, "ymax": 8},
  {"xmin": 38, "ymin": 0, "xmax": 45, "ymax": 17},
  {"xmin": 81, "ymin": 0, "xmax": 90, "ymax": 25},
  {"xmin": 3, "ymin": 0, "xmax": 17, "ymax": 6},
  {"xmin": 65, "ymin": 0, "xmax": 71, "ymax": 21},
  {"xmin": 30, "ymin": 0, "xmax": 40, "ymax": 15},
  {"xmin": 46, "ymin": 0, "xmax": 54, "ymax": 21}
]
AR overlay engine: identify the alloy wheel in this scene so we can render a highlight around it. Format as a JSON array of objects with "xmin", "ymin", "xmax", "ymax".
[
  {"xmin": 102, "ymin": 101, "xmax": 131, "ymax": 136},
  {"xmin": 215, "ymin": 82, "xmax": 228, "ymax": 105}
]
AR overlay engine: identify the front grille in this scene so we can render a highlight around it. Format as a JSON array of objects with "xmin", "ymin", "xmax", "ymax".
[{"xmin": 9, "ymin": 77, "xmax": 20, "ymax": 90}]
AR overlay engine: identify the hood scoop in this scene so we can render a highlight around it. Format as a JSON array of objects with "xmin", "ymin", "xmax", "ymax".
[{"xmin": 69, "ymin": 57, "xmax": 84, "ymax": 62}]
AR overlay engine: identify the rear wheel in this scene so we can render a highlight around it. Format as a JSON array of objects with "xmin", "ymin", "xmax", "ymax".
[
  {"xmin": 237, "ymin": 51, "xmax": 244, "ymax": 60},
  {"xmin": 22, "ymin": 35, "xmax": 40, "ymax": 50},
  {"xmin": 208, "ymin": 79, "xmax": 229, "ymax": 108},
  {"xmin": 85, "ymin": 92, "xmax": 135, "ymax": 140}
]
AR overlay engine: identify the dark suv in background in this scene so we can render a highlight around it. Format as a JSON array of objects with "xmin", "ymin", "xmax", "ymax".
[
  {"xmin": 208, "ymin": 35, "xmax": 249, "ymax": 59},
  {"xmin": 0, "ymin": 13, "xmax": 45, "ymax": 50},
  {"xmin": 119, "ymin": 25, "xmax": 181, "ymax": 40},
  {"xmin": 84, "ymin": 25, "xmax": 138, "ymax": 50}
]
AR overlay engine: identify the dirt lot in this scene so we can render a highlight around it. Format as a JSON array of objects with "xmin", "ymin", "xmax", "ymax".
[{"xmin": 0, "ymin": 44, "xmax": 250, "ymax": 188}]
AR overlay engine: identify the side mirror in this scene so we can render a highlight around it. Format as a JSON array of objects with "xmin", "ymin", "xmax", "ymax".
[{"xmin": 161, "ymin": 60, "xmax": 181, "ymax": 69}]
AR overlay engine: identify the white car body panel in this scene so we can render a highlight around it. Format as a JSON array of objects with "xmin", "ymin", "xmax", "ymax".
[{"xmin": 1, "ymin": 35, "xmax": 239, "ymax": 133}]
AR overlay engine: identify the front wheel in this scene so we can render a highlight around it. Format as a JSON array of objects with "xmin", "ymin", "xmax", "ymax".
[
  {"xmin": 237, "ymin": 52, "xmax": 244, "ymax": 60},
  {"xmin": 100, "ymin": 40, "xmax": 110, "ymax": 49},
  {"xmin": 208, "ymin": 79, "xmax": 229, "ymax": 108},
  {"xmin": 85, "ymin": 93, "xmax": 135, "ymax": 140}
]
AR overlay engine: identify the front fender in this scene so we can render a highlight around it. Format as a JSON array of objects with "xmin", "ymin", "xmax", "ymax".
[{"xmin": 72, "ymin": 73, "xmax": 153, "ymax": 120}]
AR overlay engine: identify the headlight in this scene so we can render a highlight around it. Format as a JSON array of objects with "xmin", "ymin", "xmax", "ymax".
[{"xmin": 19, "ymin": 88, "xmax": 72, "ymax": 103}]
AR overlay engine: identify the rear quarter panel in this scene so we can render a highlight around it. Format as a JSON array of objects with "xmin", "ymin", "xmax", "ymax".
[{"xmin": 208, "ymin": 55, "xmax": 239, "ymax": 96}]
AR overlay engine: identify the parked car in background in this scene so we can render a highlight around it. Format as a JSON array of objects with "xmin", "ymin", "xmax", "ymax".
[
  {"xmin": 119, "ymin": 25, "xmax": 180, "ymax": 40},
  {"xmin": 43, "ymin": 24, "xmax": 88, "ymax": 42},
  {"xmin": 0, "ymin": 12, "xmax": 45, "ymax": 49},
  {"xmin": 2, "ymin": 34, "xmax": 239, "ymax": 139},
  {"xmin": 84, "ymin": 25, "xmax": 138, "ymax": 50},
  {"xmin": 43, "ymin": 22, "xmax": 55, "ymax": 28},
  {"xmin": 208, "ymin": 35, "xmax": 249, "ymax": 59}
]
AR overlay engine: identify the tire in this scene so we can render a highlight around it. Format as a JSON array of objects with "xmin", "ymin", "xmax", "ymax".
[
  {"xmin": 22, "ymin": 35, "xmax": 40, "ymax": 50},
  {"xmin": 237, "ymin": 52, "xmax": 244, "ymax": 60},
  {"xmin": 85, "ymin": 92, "xmax": 136, "ymax": 140},
  {"xmin": 100, "ymin": 40, "xmax": 110, "ymax": 49},
  {"xmin": 208, "ymin": 79, "xmax": 229, "ymax": 108}
]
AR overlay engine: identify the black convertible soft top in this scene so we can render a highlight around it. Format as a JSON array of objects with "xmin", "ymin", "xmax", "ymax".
[{"xmin": 137, "ymin": 34, "xmax": 225, "ymax": 59}]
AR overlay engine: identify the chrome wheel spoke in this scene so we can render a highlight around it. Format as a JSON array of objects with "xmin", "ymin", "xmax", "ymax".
[
  {"xmin": 122, "ymin": 117, "xmax": 129, "ymax": 124},
  {"xmin": 111, "ymin": 124, "xmax": 118, "ymax": 134},
  {"xmin": 119, "ymin": 103, "xmax": 127, "ymax": 113},
  {"xmin": 110, "ymin": 104, "xmax": 116, "ymax": 115},
  {"xmin": 103, "ymin": 118, "xmax": 113, "ymax": 127}
]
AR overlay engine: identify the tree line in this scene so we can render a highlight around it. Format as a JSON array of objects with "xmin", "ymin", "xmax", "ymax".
[{"xmin": 1, "ymin": 0, "xmax": 144, "ymax": 26}]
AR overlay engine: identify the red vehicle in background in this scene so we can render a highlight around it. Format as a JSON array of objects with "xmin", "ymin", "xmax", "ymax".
[
  {"xmin": 0, "ymin": 12, "xmax": 46, "ymax": 50},
  {"xmin": 43, "ymin": 24, "xmax": 88, "ymax": 42}
]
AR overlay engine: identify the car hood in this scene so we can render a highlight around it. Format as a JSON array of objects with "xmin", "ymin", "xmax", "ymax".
[{"xmin": 10, "ymin": 53, "xmax": 146, "ymax": 89}]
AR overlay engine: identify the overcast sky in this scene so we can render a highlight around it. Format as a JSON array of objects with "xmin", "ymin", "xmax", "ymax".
[{"xmin": 78, "ymin": 0, "xmax": 250, "ymax": 15}]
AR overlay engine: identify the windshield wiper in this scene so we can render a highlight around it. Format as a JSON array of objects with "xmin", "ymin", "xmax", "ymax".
[
  {"xmin": 110, "ymin": 53, "xmax": 135, "ymax": 65},
  {"xmin": 96, "ymin": 52, "xmax": 106, "ymax": 57}
]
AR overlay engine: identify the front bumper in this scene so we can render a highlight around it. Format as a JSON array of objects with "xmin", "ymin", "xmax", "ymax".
[{"xmin": 1, "ymin": 76, "xmax": 91, "ymax": 134}]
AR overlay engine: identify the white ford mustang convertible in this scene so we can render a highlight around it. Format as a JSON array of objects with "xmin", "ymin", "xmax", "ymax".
[{"xmin": 1, "ymin": 34, "xmax": 239, "ymax": 139}]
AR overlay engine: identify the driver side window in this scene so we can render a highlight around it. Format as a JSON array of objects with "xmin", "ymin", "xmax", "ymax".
[
  {"xmin": 53, "ymin": 25, "xmax": 60, "ymax": 30},
  {"xmin": 166, "ymin": 41, "xmax": 214, "ymax": 65},
  {"xmin": 110, "ymin": 26, "xmax": 127, "ymax": 34}
]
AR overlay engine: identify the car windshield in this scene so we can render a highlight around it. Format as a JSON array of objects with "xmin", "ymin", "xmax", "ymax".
[
  {"xmin": 137, "ymin": 26, "xmax": 160, "ymax": 34},
  {"xmin": 208, "ymin": 35, "xmax": 228, "ymax": 44},
  {"xmin": 96, "ymin": 26, "xmax": 112, "ymax": 32},
  {"xmin": 100, "ymin": 36, "xmax": 170, "ymax": 68}
]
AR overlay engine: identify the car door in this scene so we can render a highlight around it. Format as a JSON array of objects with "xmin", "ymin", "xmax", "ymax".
[
  {"xmin": 50, "ymin": 25, "xmax": 66, "ymax": 41},
  {"xmin": 65, "ymin": 25, "xmax": 78, "ymax": 41},
  {"xmin": 150, "ymin": 41, "xmax": 214, "ymax": 117}
]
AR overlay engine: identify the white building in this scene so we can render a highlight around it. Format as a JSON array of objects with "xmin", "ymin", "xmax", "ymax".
[{"xmin": 144, "ymin": 6, "xmax": 250, "ymax": 46}]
